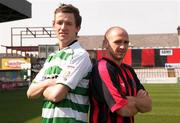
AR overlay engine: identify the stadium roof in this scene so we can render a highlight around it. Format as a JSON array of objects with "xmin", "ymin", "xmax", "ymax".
[
  {"xmin": 0, "ymin": 0, "xmax": 31, "ymax": 22},
  {"xmin": 79, "ymin": 33, "xmax": 179, "ymax": 50},
  {"xmin": 4, "ymin": 46, "xmax": 38, "ymax": 52}
]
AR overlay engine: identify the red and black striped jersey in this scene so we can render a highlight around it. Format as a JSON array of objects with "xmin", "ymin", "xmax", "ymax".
[{"xmin": 89, "ymin": 57, "xmax": 145, "ymax": 123}]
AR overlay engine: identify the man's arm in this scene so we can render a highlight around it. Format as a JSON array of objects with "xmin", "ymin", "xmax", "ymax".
[
  {"xmin": 43, "ymin": 84, "xmax": 70, "ymax": 103},
  {"xmin": 26, "ymin": 79, "xmax": 56, "ymax": 99},
  {"xmin": 116, "ymin": 89, "xmax": 152, "ymax": 117},
  {"xmin": 116, "ymin": 96, "xmax": 138, "ymax": 116}
]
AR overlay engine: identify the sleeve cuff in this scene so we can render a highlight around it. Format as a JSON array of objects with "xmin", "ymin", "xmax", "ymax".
[{"xmin": 111, "ymin": 99, "xmax": 128, "ymax": 112}]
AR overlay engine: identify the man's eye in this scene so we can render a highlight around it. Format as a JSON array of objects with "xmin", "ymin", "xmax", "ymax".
[
  {"xmin": 115, "ymin": 40, "xmax": 129, "ymax": 45},
  {"xmin": 124, "ymin": 40, "xmax": 129, "ymax": 44},
  {"xmin": 65, "ymin": 22, "xmax": 72, "ymax": 25},
  {"xmin": 56, "ymin": 21, "xmax": 63, "ymax": 25}
]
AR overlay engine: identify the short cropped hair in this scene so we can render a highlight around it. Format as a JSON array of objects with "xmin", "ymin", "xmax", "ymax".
[{"xmin": 54, "ymin": 3, "xmax": 82, "ymax": 28}]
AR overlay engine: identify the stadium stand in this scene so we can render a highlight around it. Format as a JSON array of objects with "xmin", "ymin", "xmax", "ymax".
[
  {"xmin": 135, "ymin": 68, "xmax": 169, "ymax": 83},
  {"xmin": 0, "ymin": 0, "xmax": 31, "ymax": 22},
  {"xmin": 175, "ymin": 69, "xmax": 180, "ymax": 77},
  {"xmin": 0, "ymin": 0, "xmax": 32, "ymax": 90}
]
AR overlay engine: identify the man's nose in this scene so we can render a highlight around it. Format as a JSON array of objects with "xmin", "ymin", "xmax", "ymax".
[
  {"xmin": 119, "ymin": 43, "xmax": 126, "ymax": 49},
  {"xmin": 61, "ymin": 23, "xmax": 66, "ymax": 29}
]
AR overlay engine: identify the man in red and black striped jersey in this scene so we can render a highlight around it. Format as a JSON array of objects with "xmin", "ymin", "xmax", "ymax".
[{"xmin": 89, "ymin": 26, "xmax": 152, "ymax": 123}]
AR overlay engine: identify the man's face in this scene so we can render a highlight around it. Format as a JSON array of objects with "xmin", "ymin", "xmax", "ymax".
[
  {"xmin": 105, "ymin": 29, "xmax": 129, "ymax": 62},
  {"xmin": 53, "ymin": 12, "xmax": 80, "ymax": 46}
]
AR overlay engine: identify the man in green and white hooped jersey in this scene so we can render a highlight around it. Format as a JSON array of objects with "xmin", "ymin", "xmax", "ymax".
[
  {"xmin": 27, "ymin": 4, "xmax": 92, "ymax": 123},
  {"xmin": 35, "ymin": 41, "xmax": 91, "ymax": 123}
]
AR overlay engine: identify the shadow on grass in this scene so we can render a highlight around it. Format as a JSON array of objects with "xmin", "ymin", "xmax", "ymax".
[{"xmin": 0, "ymin": 87, "xmax": 42, "ymax": 123}]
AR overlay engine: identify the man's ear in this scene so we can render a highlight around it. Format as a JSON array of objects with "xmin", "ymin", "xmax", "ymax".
[
  {"xmin": 76, "ymin": 26, "xmax": 81, "ymax": 33},
  {"xmin": 104, "ymin": 40, "xmax": 109, "ymax": 49},
  {"xmin": 52, "ymin": 20, "xmax": 55, "ymax": 28}
]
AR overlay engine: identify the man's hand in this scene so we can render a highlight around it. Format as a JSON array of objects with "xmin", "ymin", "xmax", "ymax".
[
  {"xmin": 135, "ymin": 89, "xmax": 152, "ymax": 113},
  {"xmin": 137, "ymin": 89, "xmax": 148, "ymax": 97}
]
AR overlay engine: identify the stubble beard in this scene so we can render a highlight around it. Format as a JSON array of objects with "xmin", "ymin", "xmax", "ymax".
[{"xmin": 110, "ymin": 51, "xmax": 124, "ymax": 63}]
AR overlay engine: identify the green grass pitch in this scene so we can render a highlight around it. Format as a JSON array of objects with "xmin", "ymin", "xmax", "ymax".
[
  {"xmin": 135, "ymin": 84, "xmax": 180, "ymax": 123},
  {"xmin": 0, "ymin": 84, "xmax": 180, "ymax": 123}
]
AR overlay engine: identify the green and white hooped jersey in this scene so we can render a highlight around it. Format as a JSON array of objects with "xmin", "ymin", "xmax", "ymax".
[{"xmin": 33, "ymin": 42, "xmax": 92, "ymax": 123}]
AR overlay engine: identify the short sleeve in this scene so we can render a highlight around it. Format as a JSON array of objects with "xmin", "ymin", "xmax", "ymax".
[
  {"xmin": 56, "ymin": 51, "xmax": 92, "ymax": 89},
  {"xmin": 32, "ymin": 63, "xmax": 47, "ymax": 83}
]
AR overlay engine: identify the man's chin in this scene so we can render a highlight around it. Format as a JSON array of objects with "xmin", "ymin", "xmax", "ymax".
[
  {"xmin": 114, "ymin": 56, "xmax": 124, "ymax": 61},
  {"xmin": 59, "ymin": 38, "xmax": 67, "ymax": 42}
]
